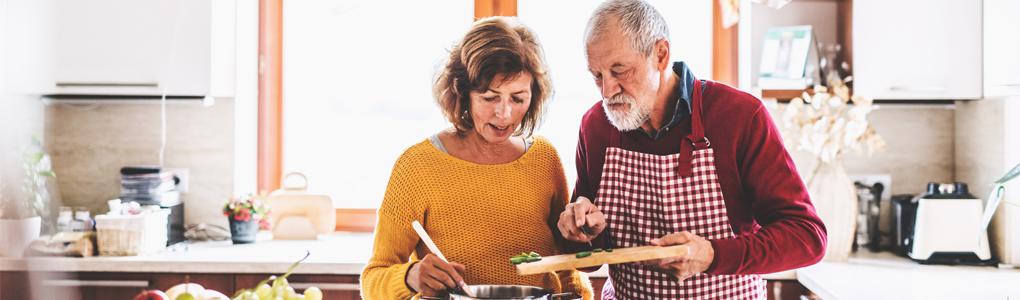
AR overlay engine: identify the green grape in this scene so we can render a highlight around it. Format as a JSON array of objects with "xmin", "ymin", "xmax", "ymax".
[
  {"xmin": 255, "ymin": 284, "xmax": 272, "ymax": 300},
  {"xmin": 233, "ymin": 291, "xmax": 257, "ymax": 300},
  {"xmin": 272, "ymin": 284, "xmax": 285, "ymax": 299},
  {"xmin": 303, "ymin": 287, "xmax": 322, "ymax": 300}
]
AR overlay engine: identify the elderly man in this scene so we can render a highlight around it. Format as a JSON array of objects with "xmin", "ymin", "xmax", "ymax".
[{"xmin": 558, "ymin": 0, "xmax": 827, "ymax": 299}]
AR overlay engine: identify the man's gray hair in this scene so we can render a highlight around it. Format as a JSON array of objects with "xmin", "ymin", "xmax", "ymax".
[{"xmin": 584, "ymin": 0, "xmax": 670, "ymax": 58}]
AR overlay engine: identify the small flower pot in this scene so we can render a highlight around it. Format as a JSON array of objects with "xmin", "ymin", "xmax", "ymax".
[
  {"xmin": 0, "ymin": 216, "xmax": 41, "ymax": 257},
  {"xmin": 228, "ymin": 217, "xmax": 259, "ymax": 244}
]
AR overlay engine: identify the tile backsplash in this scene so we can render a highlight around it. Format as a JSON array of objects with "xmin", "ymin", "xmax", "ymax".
[{"xmin": 45, "ymin": 98, "xmax": 234, "ymax": 228}]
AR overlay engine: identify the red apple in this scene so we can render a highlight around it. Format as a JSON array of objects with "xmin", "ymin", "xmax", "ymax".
[{"xmin": 133, "ymin": 290, "xmax": 170, "ymax": 300}]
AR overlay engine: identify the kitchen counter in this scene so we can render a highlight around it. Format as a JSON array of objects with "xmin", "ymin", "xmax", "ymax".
[
  {"xmin": 1, "ymin": 231, "xmax": 795, "ymax": 280},
  {"xmin": 0, "ymin": 232, "xmax": 374, "ymax": 275},
  {"xmin": 797, "ymin": 251, "xmax": 1020, "ymax": 299}
]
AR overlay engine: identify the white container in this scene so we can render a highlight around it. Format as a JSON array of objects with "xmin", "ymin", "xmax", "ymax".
[
  {"xmin": 56, "ymin": 209, "xmax": 73, "ymax": 233},
  {"xmin": 95, "ymin": 209, "xmax": 170, "ymax": 256},
  {"xmin": 0, "ymin": 217, "xmax": 42, "ymax": 257}
]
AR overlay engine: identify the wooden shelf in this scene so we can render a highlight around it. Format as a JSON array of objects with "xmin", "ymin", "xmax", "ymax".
[{"xmin": 761, "ymin": 89, "xmax": 812, "ymax": 100}]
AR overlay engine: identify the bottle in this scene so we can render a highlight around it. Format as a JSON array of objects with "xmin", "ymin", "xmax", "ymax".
[
  {"xmin": 72, "ymin": 209, "xmax": 94, "ymax": 232},
  {"xmin": 56, "ymin": 207, "xmax": 73, "ymax": 232}
]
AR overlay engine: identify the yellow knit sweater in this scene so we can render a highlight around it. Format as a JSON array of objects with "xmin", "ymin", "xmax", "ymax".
[{"xmin": 361, "ymin": 136, "xmax": 593, "ymax": 300}]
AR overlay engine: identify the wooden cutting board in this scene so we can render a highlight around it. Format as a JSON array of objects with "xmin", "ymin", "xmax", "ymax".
[{"xmin": 515, "ymin": 245, "xmax": 689, "ymax": 275}]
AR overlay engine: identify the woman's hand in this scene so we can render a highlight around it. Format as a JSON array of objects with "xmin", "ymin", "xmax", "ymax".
[{"xmin": 405, "ymin": 254, "xmax": 467, "ymax": 296}]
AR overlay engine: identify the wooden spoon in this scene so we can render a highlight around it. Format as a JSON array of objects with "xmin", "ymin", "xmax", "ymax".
[{"xmin": 411, "ymin": 221, "xmax": 476, "ymax": 297}]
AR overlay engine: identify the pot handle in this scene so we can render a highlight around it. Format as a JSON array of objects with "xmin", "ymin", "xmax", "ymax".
[
  {"xmin": 417, "ymin": 296, "xmax": 447, "ymax": 300},
  {"xmin": 551, "ymin": 292, "xmax": 582, "ymax": 300}
]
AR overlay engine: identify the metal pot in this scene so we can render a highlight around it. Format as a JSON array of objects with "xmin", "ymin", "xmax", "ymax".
[{"xmin": 418, "ymin": 285, "xmax": 581, "ymax": 300}]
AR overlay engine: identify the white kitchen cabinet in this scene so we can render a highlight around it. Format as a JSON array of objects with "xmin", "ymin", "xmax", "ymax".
[
  {"xmin": 984, "ymin": 0, "xmax": 1020, "ymax": 98},
  {"xmin": 852, "ymin": 0, "xmax": 982, "ymax": 100},
  {"xmin": 5, "ymin": 0, "xmax": 234, "ymax": 97}
]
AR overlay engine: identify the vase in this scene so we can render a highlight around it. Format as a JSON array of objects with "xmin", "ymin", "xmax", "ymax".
[
  {"xmin": 806, "ymin": 156, "xmax": 858, "ymax": 263},
  {"xmin": 228, "ymin": 217, "xmax": 260, "ymax": 244},
  {"xmin": 0, "ymin": 216, "xmax": 42, "ymax": 257}
]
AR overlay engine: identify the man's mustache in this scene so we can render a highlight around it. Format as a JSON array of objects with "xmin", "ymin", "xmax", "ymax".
[{"xmin": 605, "ymin": 93, "xmax": 634, "ymax": 105}]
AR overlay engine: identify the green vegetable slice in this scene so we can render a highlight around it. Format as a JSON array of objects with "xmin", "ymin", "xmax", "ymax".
[
  {"xmin": 575, "ymin": 251, "xmax": 592, "ymax": 258},
  {"xmin": 593, "ymin": 248, "xmax": 603, "ymax": 252}
]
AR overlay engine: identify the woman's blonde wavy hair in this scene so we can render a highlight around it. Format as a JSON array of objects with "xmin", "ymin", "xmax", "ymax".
[{"xmin": 433, "ymin": 16, "xmax": 553, "ymax": 138}]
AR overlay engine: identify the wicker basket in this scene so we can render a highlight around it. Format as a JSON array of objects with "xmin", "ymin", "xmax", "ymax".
[{"xmin": 95, "ymin": 209, "xmax": 170, "ymax": 256}]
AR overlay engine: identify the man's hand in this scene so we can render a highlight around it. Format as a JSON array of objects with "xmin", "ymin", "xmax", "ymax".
[
  {"xmin": 639, "ymin": 231, "xmax": 715, "ymax": 281},
  {"xmin": 557, "ymin": 196, "xmax": 606, "ymax": 243},
  {"xmin": 406, "ymin": 254, "xmax": 467, "ymax": 296}
]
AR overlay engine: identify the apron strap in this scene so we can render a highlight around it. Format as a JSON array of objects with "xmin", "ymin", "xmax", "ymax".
[
  {"xmin": 690, "ymin": 79, "xmax": 708, "ymax": 150},
  {"xmin": 678, "ymin": 79, "xmax": 707, "ymax": 177}
]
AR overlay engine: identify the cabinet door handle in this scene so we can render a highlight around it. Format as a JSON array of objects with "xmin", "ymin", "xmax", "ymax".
[
  {"xmin": 993, "ymin": 83, "xmax": 1020, "ymax": 87},
  {"xmin": 289, "ymin": 282, "xmax": 360, "ymax": 291},
  {"xmin": 56, "ymin": 82, "xmax": 159, "ymax": 88},
  {"xmin": 41, "ymin": 279, "xmax": 150, "ymax": 287},
  {"xmin": 889, "ymin": 85, "xmax": 947, "ymax": 93}
]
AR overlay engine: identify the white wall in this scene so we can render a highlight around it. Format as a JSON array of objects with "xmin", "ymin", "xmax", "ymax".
[{"xmin": 0, "ymin": 0, "xmax": 47, "ymax": 209}]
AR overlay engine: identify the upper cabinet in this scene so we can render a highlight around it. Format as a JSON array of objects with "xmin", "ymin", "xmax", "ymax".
[
  {"xmin": 984, "ymin": 0, "xmax": 1020, "ymax": 98},
  {"xmin": 6, "ymin": 0, "xmax": 234, "ymax": 97},
  {"xmin": 852, "ymin": 0, "xmax": 982, "ymax": 100}
]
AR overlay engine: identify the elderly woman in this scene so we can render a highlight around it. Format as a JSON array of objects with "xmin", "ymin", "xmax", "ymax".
[{"xmin": 360, "ymin": 17, "xmax": 593, "ymax": 300}]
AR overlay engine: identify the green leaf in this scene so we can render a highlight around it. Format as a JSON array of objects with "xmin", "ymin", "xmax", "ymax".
[
  {"xmin": 38, "ymin": 171, "xmax": 55, "ymax": 177},
  {"xmin": 995, "ymin": 162, "xmax": 1020, "ymax": 184},
  {"xmin": 29, "ymin": 152, "xmax": 44, "ymax": 164}
]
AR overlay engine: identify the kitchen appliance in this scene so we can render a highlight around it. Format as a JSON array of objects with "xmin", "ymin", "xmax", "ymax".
[
  {"xmin": 119, "ymin": 166, "xmax": 185, "ymax": 246},
  {"xmin": 854, "ymin": 181, "xmax": 884, "ymax": 252},
  {"xmin": 419, "ymin": 285, "xmax": 581, "ymax": 300},
  {"xmin": 890, "ymin": 194, "xmax": 917, "ymax": 257},
  {"xmin": 909, "ymin": 182, "xmax": 993, "ymax": 265}
]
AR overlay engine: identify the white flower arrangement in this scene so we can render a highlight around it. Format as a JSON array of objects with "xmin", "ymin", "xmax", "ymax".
[{"xmin": 780, "ymin": 75, "xmax": 886, "ymax": 163}]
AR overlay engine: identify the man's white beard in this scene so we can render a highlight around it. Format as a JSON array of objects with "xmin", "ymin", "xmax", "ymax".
[{"xmin": 603, "ymin": 93, "xmax": 650, "ymax": 131}]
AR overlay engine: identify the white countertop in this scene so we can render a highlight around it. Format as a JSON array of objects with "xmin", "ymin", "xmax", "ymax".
[
  {"xmin": 0, "ymin": 232, "xmax": 374, "ymax": 275},
  {"xmin": 0, "ymin": 231, "xmax": 798, "ymax": 280},
  {"xmin": 797, "ymin": 251, "xmax": 1020, "ymax": 300}
]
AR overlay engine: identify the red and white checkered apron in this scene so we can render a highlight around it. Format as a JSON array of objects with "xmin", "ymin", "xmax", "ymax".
[{"xmin": 597, "ymin": 80, "xmax": 765, "ymax": 299}]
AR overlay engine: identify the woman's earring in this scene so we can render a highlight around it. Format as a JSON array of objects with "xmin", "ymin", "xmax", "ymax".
[{"xmin": 461, "ymin": 110, "xmax": 469, "ymax": 120}]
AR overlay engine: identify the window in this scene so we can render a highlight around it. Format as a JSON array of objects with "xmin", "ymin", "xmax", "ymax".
[
  {"xmin": 282, "ymin": 0, "xmax": 472, "ymax": 208},
  {"xmin": 279, "ymin": 0, "xmax": 711, "ymax": 208}
]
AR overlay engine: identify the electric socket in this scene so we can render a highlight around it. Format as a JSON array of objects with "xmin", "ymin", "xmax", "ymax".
[
  {"xmin": 166, "ymin": 167, "xmax": 189, "ymax": 193},
  {"xmin": 849, "ymin": 174, "xmax": 891, "ymax": 200}
]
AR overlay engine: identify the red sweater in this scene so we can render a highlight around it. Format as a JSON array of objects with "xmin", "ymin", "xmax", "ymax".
[{"xmin": 573, "ymin": 80, "xmax": 827, "ymax": 275}]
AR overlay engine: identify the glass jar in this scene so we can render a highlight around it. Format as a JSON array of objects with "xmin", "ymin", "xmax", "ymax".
[{"xmin": 56, "ymin": 206, "xmax": 73, "ymax": 232}]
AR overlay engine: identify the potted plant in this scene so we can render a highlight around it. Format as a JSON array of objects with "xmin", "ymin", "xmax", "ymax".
[
  {"xmin": 0, "ymin": 136, "xmax": 56, "ymax": 257},
  {"xmin": 222, "ymin": 192, "xmax": 272, "ymax": 244}
]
